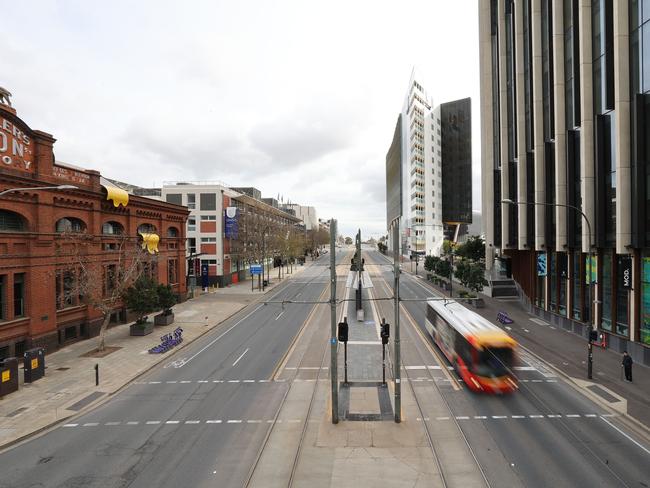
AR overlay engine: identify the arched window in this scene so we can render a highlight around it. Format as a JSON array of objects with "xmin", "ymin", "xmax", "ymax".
[
  {"xmin": 137, "ymin": 223, "xmax": 157, "ymax": 234},
  {"xmin": 55, "ymin": 217, "xmax": 86, "ymax": 233},
  {"xmin": 102, "ymin": 221, "xmax": 124, "ymax": 235},
  {"xmin": 0, "ymin": 210, "xmax": 27, "ymax": 232},
  {"xmin": 167, "ymin": 227, "xmax": 179, "ymax": 238}
]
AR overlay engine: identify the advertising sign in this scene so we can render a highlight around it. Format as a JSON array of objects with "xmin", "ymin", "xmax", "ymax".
[
  {"xmin": 201, "ymin": 263, "xmax": 209, "ymax": 289},
  {"xmin": 586, "ymin": 255, "xmax": 598, "ymax": 284},
  {"xmin": 536, "ymin": 253, "xmax": 547, "ymax": 277},
  {"xmin": 618, "ymin": 255, "xmax": 632, "ymax": 289},
  {"xmin": 224, "ymin": 207, "xmax": 239, "ymax": 239}
]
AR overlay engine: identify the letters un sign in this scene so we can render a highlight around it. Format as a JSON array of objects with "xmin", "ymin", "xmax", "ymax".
[
  {"xmin": 618, "ymin": 256, "xmax": 632, "ymax": 290},
  {"xmin": 0, "ymin": 116, "xmax": 33, "ymax": 173}
]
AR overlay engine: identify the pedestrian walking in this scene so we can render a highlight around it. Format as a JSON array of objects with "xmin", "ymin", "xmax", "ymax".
[{"xmin": 622, "ymin": 351, "xmax": 633, "ymax": 382}]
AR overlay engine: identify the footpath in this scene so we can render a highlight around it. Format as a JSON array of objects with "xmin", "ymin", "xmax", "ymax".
[
  {"xmin": 408, "ymin": 264, "xmax": 650, "ymax": 434},
  {"xmin": 0, "ymin": 264, "xmax": 309, "ymax": 450}
]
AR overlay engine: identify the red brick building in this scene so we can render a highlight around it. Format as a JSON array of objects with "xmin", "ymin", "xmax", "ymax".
[{"xmin": 0, "ymin": 99, "xmax": 188, "ymax": 358}]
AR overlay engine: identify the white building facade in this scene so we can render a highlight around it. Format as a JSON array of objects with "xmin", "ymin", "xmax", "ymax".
[{"xmin": 400, "ymin": 72, "xmax": 444, "ymax": 256}]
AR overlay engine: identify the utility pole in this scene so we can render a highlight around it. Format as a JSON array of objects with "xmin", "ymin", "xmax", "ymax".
[
  {"xmin": 330, "ymin": 219, "xmax": 338, "ymax": 424},
  {"xmin": 393, "ymin": 222, "xmax": 401, "ymax": 423}
]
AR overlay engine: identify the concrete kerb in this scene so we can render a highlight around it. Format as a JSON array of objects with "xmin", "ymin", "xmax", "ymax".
[{"xmin": 0, "ymin": 267, "xmax": 312, "ymax": 453}]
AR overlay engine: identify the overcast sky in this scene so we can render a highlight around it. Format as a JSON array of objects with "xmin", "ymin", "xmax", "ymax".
[{"xmin": 2, "ymin": 0, "xmax": 480, "ymax": 239}]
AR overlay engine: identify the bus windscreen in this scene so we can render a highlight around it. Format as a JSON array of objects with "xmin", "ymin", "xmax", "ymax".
[{"xmin": 474, "ymin": 347, "xmax": 514, "ymax": 377}]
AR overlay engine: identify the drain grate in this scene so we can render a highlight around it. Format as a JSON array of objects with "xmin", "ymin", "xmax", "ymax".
[{"xmin": 56, "ymin": 367, "xmax": 70, "ymax": 371}]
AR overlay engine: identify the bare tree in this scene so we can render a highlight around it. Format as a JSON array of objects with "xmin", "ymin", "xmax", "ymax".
[{"xmin": 57, "ymin": 231, "xmax": 152, "ymax": 351}]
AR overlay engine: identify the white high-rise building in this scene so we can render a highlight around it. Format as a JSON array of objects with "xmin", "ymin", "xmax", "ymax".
[{"xmin": 399, "ymin": 71, "xmax": 444, "ymax": 256}]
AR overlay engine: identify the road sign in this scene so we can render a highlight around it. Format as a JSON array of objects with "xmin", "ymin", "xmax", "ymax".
[{"xmin": 250, "ymin": 264, "xmax": 262, "ymax": 275}]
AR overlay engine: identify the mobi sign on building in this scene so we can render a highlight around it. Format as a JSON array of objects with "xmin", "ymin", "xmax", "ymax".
[{"xmin": 0, "ymin": 115, "xmax": 33, "ymax": 172}]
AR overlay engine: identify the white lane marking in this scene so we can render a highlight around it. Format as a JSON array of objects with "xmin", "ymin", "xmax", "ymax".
[
  {"xmin": 275, "ymin": 310, "xmax": 285, "ymax": 321},
  {"xmin": 505, "ymin": 326, "xmax": 512, "ymax": 331},
  {"xmin": 180, "ymin": 380, "xmax": 191, "ymax": 384},
  {"xmin": 474, "ymin": 416, "xmax": 487, "ymax": 420},
  {"xmin": 523, "ymin": 329, "xmax": 530, "ymax": 333},
  {"xmin": 547, "ymin": 415, "xmax": 562, "ymax": 418},
  {"xmin": 185, "ymin": 420, "xmax": 200, "ymax": 424},
  {"xmin": 105, "ymin": 422, "xmax": 121, "ymax": 426},
  {"xmin": 455, "ymin": 416, "xmax": 470, "ymax": 420},
  {"xmin": 63, "ymin": 424, "xmax": 78, "ymax": 427},
  {"xmin": 514, "ymin": 366, "xmax": 536, "ymax": 371},
  {"xmin": 243, "ymin": 379, "xmax": 255, "ymax": 383},
  {"xmin": 166, "ymin": 421, "xmax": 180, "ymax": 424},
  {"xmin": 565, "ymin": 414, "xmax": 581, "ymax": 418},
  {"xmin": 167, "ymin": 381, "xmax": 177, "ymax": 384},
  {"xmin": 228, "ymin": 380, "xmax": 240, "ymax": 383},
  {"xmin": 213, "ymin": 380, "xmax": 223, "ymax": 383},
  {"xmin": 232, "ymin": 348, "xmax": 250, "ymax": 367},
  {"xmin": 585, "ymin": 414, "xmax": 597, "ymax": 418},
  {"xmin": 600, "ymin": 415, "xmax": 650, "ymax": 455},
  {"xmin": 492, "ymin": 416, "xmax": 507, "ymax": 419},
  {"xmin": 149, "ymin": 381, "xmax": 161, "ymax": 384},
  {"xmin": 346, "ymin": 340, "xmax": 382, "ymax": 345},
  {"xmin": 127, "ymin": 421, "xmax": 139, "ymax": 425},
  {"xmin": 83, "ymin": 423, "xmax": 99, "ymax": 427},
  {"xmin": 180, "ymin": 304, "xmax": 263, "ymax": 368},
  {"xmin": 198, "ymin": 380, "xmax": 208, "ymax": 383},
  {"xmin": 206, "ymin": 420, "xmax": 222, "ymax": 424},
  {"xmin": 512, "ymin": 415, "xmax": 526, "ymax": 419},
  {"xmin": 247, "ymin": 420, "xmax": 262, "ymax": 424},
  {"xmin": 436, "ymin": 417, "xmax": 450, "ymax": 421},
  {"xmin": 288, "ymin": 419, "xmax": 301, "ymax": 423},
  {"xmin": 146, "ymin": 421, "xmax": 161, "ymax": 425},
  {"xmin": 530, "ymin": 318, "xmax": 549, "ymax": 326},
  {"xmin": 529, "ymin": 415, "xmax": 544, "ymax": 419},
  {"xmin": 227, "ymin": 420, "xmax": 242, "ymax": 424},
  {"xmin": 258, "ymin": 379, "xmax": 270, "ymax": 382}
]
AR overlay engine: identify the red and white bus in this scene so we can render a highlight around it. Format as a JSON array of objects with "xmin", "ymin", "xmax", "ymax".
[{"xmin": 426, "ymin": 299, "xmax": 518, "ymax": 394}]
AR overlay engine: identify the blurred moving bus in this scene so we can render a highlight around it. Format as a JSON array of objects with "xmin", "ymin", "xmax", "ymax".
[{"xmin": 426, "ymin": 299, "xmax": 518, "ymax": 394}]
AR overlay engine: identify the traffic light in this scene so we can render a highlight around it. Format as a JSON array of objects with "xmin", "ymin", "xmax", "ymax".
[
  {"xmin": 380, "ymin": 320, "xmax": 390, "ymax": 345},
  {"xmin": 338, "ymin": 318, "xmax": 349, "ymax": 343},
  {"xmin": 589, "ymin": 329, "xmax": 598, "ymax": 343}
]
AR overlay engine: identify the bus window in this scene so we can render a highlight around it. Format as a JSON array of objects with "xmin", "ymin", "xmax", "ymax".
[
  {"xmin": 474, "ymin": 348, "xmax": 514, "ymax": 377},
  {"xmin": 455, "ymin": 335, "xmax": 473, "ymax": 367}
]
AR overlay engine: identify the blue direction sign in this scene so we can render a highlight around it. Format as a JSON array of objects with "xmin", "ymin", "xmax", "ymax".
[{"xmin": 250, "ymin": 264, "xmax": 263, "ymax": 275}]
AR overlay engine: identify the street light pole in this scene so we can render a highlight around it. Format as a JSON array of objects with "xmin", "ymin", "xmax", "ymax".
[
  {"xmin": 502, "ymin": 199, "xmax": 595, "ymax": 379},
  {"xmin": 0, "ymin": 185, "xmax": 78, "ymax": 197}
]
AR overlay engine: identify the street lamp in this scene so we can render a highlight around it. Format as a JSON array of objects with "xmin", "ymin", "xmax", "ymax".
[
  {"xmin": 0, "ymin": 184, "xmax": 78, "ymax": 197},
  {"xmin": 501, "ymin": 198, "xmax": 596, "ymax": 379}
]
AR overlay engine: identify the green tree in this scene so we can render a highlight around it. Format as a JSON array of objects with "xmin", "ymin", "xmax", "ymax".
[
  {"xmin": 465, "ymin": 261, "xmax": 488, "ymax": 293},
  {"xmin": 344, "ymin": 237, "xmax": 353, "ymax": 245},
  {"xmin": 157, "ymin": 283, "xmax": 177, "ymax": 316},
  {"xmin": 442, "ymin": 240, "xmax": 454, "ymax": 255},
  {"xmin": 455, "ymin": 235, "xmax": 485, "ymax": 262},
  {"xmin": 124, "ymin": 277, "xmax": 159, "ymax": 324},
  {"xmin": 454, "ymin": 258, "xmax": 471, "ymax": 287},
  {"xmin": 424, "ymin": 255, "xmax": 440, "ymax": 272},
  {"xmin": 435, "ymin": 259, "xmax": 451, "ymax": 278}
]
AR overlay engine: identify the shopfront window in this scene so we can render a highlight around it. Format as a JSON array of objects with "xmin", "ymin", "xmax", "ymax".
[
  {"xmin": 641, "ymin": 255, "xmax": 650, "ymax": 344},
  {"xmin": 559, "ymin": 253, "xmax": 567, "ymax": 316},
  {"xmin": 572, "ymin": 252, "xmax": 582, "ymax": 320},
  {"xmin": 601, "ymin": 251, "xmax": 613, "ymax": 331},
  {"xmin": 549, "ymin": 252, "xmax": 557, "ymax": 311}
]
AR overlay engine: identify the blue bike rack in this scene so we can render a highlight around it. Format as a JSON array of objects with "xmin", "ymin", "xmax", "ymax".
[{"xmin": 148, "ymin": 327, "xmax": 184, "ymax": 354}]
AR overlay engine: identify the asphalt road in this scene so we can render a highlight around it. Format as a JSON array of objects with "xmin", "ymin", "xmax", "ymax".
[
  {"xmin": 0, "ymin": 251, "xmax": 349, "ymax": 488},
  {"xmin": 367, "ymin": 250, "xmax": 650, "ymax": 488}
]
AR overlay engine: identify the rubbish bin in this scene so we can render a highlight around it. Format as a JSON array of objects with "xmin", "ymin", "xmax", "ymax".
[
  {"xmin": 24, "ymin": 348, "xmax": 45, "ymax": 383},
  {"xmin": 0, "ymin": 357, "xmax": 19, "ymax": 397},
  {"xmin": 263, "ymin": 279, "xmax": 268, "ymax": 287}
]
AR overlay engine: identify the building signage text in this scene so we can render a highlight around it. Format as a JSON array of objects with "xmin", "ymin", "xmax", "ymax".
[
  {"xmin": 0, "ymin": 116, "xmax": 33, "ymax": 172},
  {"xmin": 52, "ymin": 166, "xmax": 91, "ymax": 185}
]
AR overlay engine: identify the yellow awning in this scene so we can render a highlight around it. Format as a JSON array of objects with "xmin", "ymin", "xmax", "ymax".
[
  {"xmin": 140, "ymin": 233, "xmax": 159, "ymax": 254},
  {"xmin": 100, "ymin": 177, "xmax": 129, "ymax": 207}
]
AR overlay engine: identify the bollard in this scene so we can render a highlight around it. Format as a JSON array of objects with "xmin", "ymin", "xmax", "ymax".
[{"xmin": 95, "ymin": 363, "xmax": 99, "ymax": 386}]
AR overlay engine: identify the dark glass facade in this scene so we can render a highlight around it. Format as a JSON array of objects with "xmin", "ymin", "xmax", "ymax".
[
  {"xmin": 440, "ymin": 98, "xmax": 472, "ymax": 224},
  {"xmin": 385, "ymin": 115, "xmax": 402, "ymax": 226}
]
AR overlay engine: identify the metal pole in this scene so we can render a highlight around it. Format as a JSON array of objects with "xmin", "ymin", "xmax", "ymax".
[
  {"xmin": 330, "ymin": 219, "xmax": 339, "ymax": 424},
  {"xmin": 262, "ymin": 233, "xmax": 266, "ymax": 291},
  {"xmin": 382, "ymin": 343, "xmax": 386, "ymax": 386},
  {"xmin": 587, "ymin": 222, "xmax": 594, "ymax": 379},
  {"xmin": 393, "ymin": 222, "xmax": 401, "ymax": 422},
  {"xmin": 344, "ymin": 342, "xmax": 348, "ymax": 385},
  {"xmin": 449, "ymin": 253, "xmax": 454, "ymax": 297}
]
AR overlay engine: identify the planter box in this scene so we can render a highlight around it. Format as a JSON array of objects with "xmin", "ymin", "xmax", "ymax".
[
  {"xmin": 154, "ymin": 312, "xmax": 175, "ymax": 326},
  {"xmin": 130, "ymin": 321, "xmax": 154, "ymax": 336},
  {"xmin": 472, "ymin": 298, "xmax": 485, "ymax": 309}
]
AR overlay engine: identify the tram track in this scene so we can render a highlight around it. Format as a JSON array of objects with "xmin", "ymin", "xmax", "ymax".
[{"xmin": 366, "ymin": 250, "xmax": 491, "ymax": 488}]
